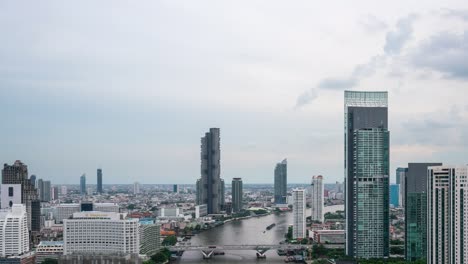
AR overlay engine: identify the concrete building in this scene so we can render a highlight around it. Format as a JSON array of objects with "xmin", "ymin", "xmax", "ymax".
[
  {"xmin": 0, "ymin": 253, "xmax": 35, "ymax": 264},
  {"xmin": 94, "ymin": 203, "xmax": 119, "ymax": 213},
  {"xmin": 405, "ymin": 163, "xmax": 442, "ymax": 261},
  {"xmin": 36, "ymin": 179, "xmax": 43, "ymax": 202},
  {"xmin": 274, "ymin": 159, "xmax": 287, "ymax": 204},
  {"xmin": 196, "ymin": 128, "xmax": 224, "ymax": 214},
  {"xmin": 60, "ymin": 186, "xmax": 67, "ymax": 196},
  {"xmin": 231, "ymin": 178, "xmax": 243, "ymax": 213},
  {"xmin": 42, "ymin": 181, "xmax": 51, "ymax": 202},
  {"xmin": 427, "ymin": 165, "xmax": 468, "ymax": 264},
  {"xmin": 63, "ymin": 212, "xmax": 139, "ymax": 255},
  {"xmin": 139, "ymin": 220, "xmax": 160, "ymax": 256},
  {"xmin": 97, "ymin": 169, "xmax": 103, "ymax": 194},
  {"xmin": 35, "ymin": 241, "xmax": 63, "ymax": 263},
  {"xmin": 0, "ymin": 204, "xmax": 29, "ymax": 257},
  {"xmin": 344, "ymin": 91, "xmax": 390, "ymax": 259},
  {"xmin": 313, "ymin": 230, "xmax": 345, "ymax": 244},
  {"xmin": 51, "ymin": 186, "xmax": 59, "ymax": 201},
  {"xmin": 160, "ymin": 208, "xmax": 180, "ymax": 217},
  {"xmin": 195, "ymin": 204, "xmax": 207, "ymax": 218},
  {"xmin": 80, "ymin": 174, "xmax": 86, "ymax": 195},
  {"xmin": 1, "ymin": 185, "xmax": 22, "ymax": 209},
  {"xmin": 133, "ymin": 182, "xmax": 140, "ymax": 195},
  {"xmin": 292, "ymin": 189, "xmax": 306, "ymax": 239},
  {"xmin": 310, "ymin": 175, "xmax": 323, "ymax": 223},
  {"xmin": 54, "ymin": 204, "xmax": 81, "ymax": 224}
]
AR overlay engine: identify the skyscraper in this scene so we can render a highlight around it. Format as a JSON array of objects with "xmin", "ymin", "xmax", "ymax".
[
  {"xmin": 80, "ymin": 174, "xmax": 86, "ymax": 195},
  {"xmin": 43, "ymin": 180, "xmax": 51, "ymax": 202},
  {"xmin": 274, "ymin": 159, "xmax": 287, "ymax": 204},
  {"xmin": 97, "ymin": 168, "xmax": 103, "ymax": 194},
  {"xmin": 133, "ymin": 182, "xmax": 140, "ymax": 195},
  {"xmin": 389, "ymin": 184, "xmax": 400, "ymax": 207},
  {"xmin": 196, "ymin": 128, "xmax": 223, "ymax": 214},
  {"xmin": 396, "ymin": 167, "xmax": 408, "ymax": 208},
  {"xmin": 1, "ymin": 161, "xmax": 39, "ymax": 230},
  {"xmin": 173, "ymin": 184, "xmax": 178, "ymax": 193},
  {"xmin": 30, "ymin": 175, "xmax": 36, "ymax": 187},
  {"xmin": 311, "ymin": 175, "xmax": 323, "ymax": 223},
  {"xmin": 232, "ymin": 178, "xmax": 243, "ymax": 213},
  {"xmin": 427, "ymin": 165, "xmax": 468, "ymax": 264},
  {"xmin": 405, "ymin": 163, "xmax": 442, "ymax": 261},
  {"xmin": 37, "ymin": 178, "xmax": 44, "ymax": 201},
  {"xmin": 292, "ymin": 189, "xmax": 306, "ymax": 239},
  {"xmin": 344, "ymin": 91, "xmax": 389, "ymax": 259}
]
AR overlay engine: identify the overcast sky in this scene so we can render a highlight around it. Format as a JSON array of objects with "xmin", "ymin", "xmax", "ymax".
[{"xmin": 1, "ymin": 1, "xmax": 468, "ymax": 184}]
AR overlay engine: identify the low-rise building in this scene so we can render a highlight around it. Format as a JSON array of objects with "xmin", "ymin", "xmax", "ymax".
[
  {"xmin": 312, "ymin": 230, "xmax": 345, "ymax": 244},
  {"xmin": 35, "ymin": 241, "xmax": 63, "ymax": 263}
]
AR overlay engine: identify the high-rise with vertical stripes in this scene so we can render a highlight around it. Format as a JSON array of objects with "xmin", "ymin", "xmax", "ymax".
[
  {"xmin": 311, "ymin": 175, "xmax": 323, "ymax": 223},
  {"xmin": 344, "ymin": 91, "xmax": 390, "ymax": 259}
]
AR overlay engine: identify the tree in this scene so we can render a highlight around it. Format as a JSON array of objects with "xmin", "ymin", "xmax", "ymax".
[
  {"xmin": 127, "ymin": 204, "xmax": 136, "ymax": 210},
  {"xmin": 162, "ymin": 235, "xmax": 177, "ymax": 246},
  {"xmin": 285, "ymin": 226, "xmax": 293, "ymax": 241},
  {"xmin": 150, "ymin": 252, "xmax": 168, "ymax": 263}
]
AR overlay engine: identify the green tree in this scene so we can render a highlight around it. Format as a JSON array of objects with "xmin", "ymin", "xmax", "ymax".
[
  {"xmin": 162, "ymin": 235, "xmax": 177, "ymax": 246},
  {"xmin": 285, "ymin": 226, "xmax": 293, "ymax": 241},
  {"xmin": 150, "ymin": 252, "xmax": 168, "ymax": 263}
]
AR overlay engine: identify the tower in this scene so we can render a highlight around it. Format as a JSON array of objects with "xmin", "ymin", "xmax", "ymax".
[{"xmin": 274, "ymin": 159, "xmax": 287, "ymax": 204}]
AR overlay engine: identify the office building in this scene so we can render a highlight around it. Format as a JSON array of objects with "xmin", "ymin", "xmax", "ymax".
[
  {"xmin": 1, "ymin": 185, "xmax": 22, "ymax": 209},
  {"xmin": 173, "ymin": 184, "xmax": 178, "ymax": 193},
  {"xmin": 390, "ymin": 184, "xmax": 400, "ymax": 207},
  {"xmin": 0, "ymin": 204, "xmax": 29, "ymax": 257},
  {"xmin": 97, "ymin": 168, "xmax": 103, "ymax": 194},
  {"xmin": 35, "ymin": 241, "xmax": 63, "ymax": 263},
  {"xmin": 274, "ymin": 159, "xmax": 287, "ymax": 204},
  {"xmin": 139, "ymin": 221, "xmax": 160, "ymax": 256},
  {"xmin": 1, "ymin": 161, "xmax": 39, "ymax": 230},
  {"xmin": 30, "ymin": 200, "xmax": 41, "ymax": 232},
  {"xmin": 42, "ymin": 181, "xmax": 51, "ymax": 202},
  {"xmin": 195, "ymin": 204, "xmax": 208, "ymax": 218},
  {"xmin": 232, "ymin": 178, "xmax": 243, "ymax": 213},
  {"xmin": 160, "ymin": 208, "xmax": 180, "ymax": 217},
  {"xmin": 196, "ymin": 128, "xmax": 224, "ymax": 214},
  {"xmin": 54, "ymin": 204, "xmax": 80, "ymax": 224},
  {"xmin": 405, "ymin": 163, "xmax": 442, "ymax": 261},
  {"xmin": 36, "ymin": 179, "xmax": 44, "ymax": 201},
  {"xmin": 311, "ymin": 175, "xmax": 324, "ymax": 222},
  {"xmin": 60, "ymin": 186, "xmax": 67, "ymax": 196},
  {"xmin": 63, "ymin": 211, "xmax": 139, "ymax": 255},
  {"xmin": 94, "ymin": 203, "xmax": 119, "ymax": 213},
  {"xmin": 133, "ymin": 182, "xmax": 140, "ymax": 195},
  {"xmin": 80, "ymin": 202, "xmax": 93, "ymax": 212},
  {"xmin": 51, "ymin": 186, "xmax": 59, "ymax": 200},
  {"xmin": 220, "ymin": 178, "xmax": 225, "ymax": 210},
  {"xmin": 344, "ymin": 91, "xmax": 390, "ymax": 259},
  {"xmin": 29, "ymin": 175, "xmax": 36, "ymax": 188},
  {"xmin": 396, "ymin": 167, "xmax": 408, "ymax": 208},
  {"xmin": 79, "ymin": 174, "xmax": 86, "ymax": 195},
  {"xmin": 427, "ymin": 165, "xmax": 468, "ymax": 264},
  {"xmin": 292, "ymin": 189, "xmax": 306, "ymax": 239}
]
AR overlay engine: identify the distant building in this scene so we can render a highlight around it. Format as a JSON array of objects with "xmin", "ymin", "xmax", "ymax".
[
  {"xmin": 30, "ymin": 200, "xmax": 41, "ymax": 232},
  {"xmin": 0, "ymin": 204, "xmax": 29, "ymax": 257},
  {"xmin": 160, "ymin": 208, "xmax": 180, "ymax": 217},
  {"xmin": 396, "ymin": 167, "xmax": 408, "ymax": 207},
  {"xmin": 36, "ymin": 179, "xmax": 44, "ymax": 201},
  {"xmin": 344, "ymin": 91, "xmax": 389, "ymax": 259},
  {"xmin": 427, "ymin": 165, "xmax": 467, "ymax": 264},
  {"xmin": 29, "ymin": 175, "xmax": 36, "ymax": 188},
  {"xmin": 195, "ymin": 204, "xmax": 207, "ymax": 218},
  {"xmin": 173, "ymin": 184, "xmax": 178, "ymax": 193},
  {"xmin": 0, "ymin": 253, "xmax": 35, "ymax": 264},
  {"xmin": 80, "ymin": 202, "xmax": 93, "ymax": 212},
  {"xmin": 313, "ymin": 230, "xmax": 345, "ymax": 244},
  {"xmin": 389, "ymin": 184, "xmax": 400, "ymax": 207},
  {"xmin": 42, "ymin": 181, "xmax": 51, "ymax": 202},
  {"xmin": 139, "ymin": 221, "xmax": 160, "ymax": 256},
  {"xmin": 133, "ymin": 182, "xmax": 140, "ymax": 195},
  {"xmin": 51, "ymin": 186, "xmax": 59, "ymax": 200},
  {"xmin": 60, "ymin": 186, "xmax": 67, "ymax": 196},
  {"xmin": 54, "ymin": 204, "xmax": 80, "ymax": 224},
  {"xmin": 274, "ymin": 159, "xmax": 287, "ymax": 204},
  {"xmin": 196, "ymin": 128, "xmax": 224, "ymax": 214},
  {"xmin": 231, "ymin": 178, "xmax": 243, "ymax": 213},
  {"xmin": 35, "ymin": 241, "xmax": 63, "ymax": 263},
  {"xmin": 292, "ymin": 189, "xmax": 306, "ymax": 239},
  {"xmin": 97, "ymin": 169, "xmax": 103, "ymax": 194},
  {"xmin": 1, "ymin": 185, "xmax": 22, "ymax": 209},
  {"xmin": 405, "ymin": 163, "xmax": 442, "ymax": 261},
  {"xmin": 80, "ymin": 174, "xmax": 86, "ymax": 195},
  {"xmin": 311, "ymin": 175, "xmax": 323, "ymax": 222},
  {"xmin": 63, "ymin": 212, "xmax": 140, "ymax": 255},
  {"xmin": 58, "ymin": 254, "xmax": 141, "ymax": 264},
  {"xmin": 94, "ymin": 203, "xmax": 119, "ymax": 213}
]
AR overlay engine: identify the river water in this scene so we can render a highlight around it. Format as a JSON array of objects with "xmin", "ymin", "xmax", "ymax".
[{"xmin": 177, "ymin": 205, "xmax": 344, "ymax": 263}]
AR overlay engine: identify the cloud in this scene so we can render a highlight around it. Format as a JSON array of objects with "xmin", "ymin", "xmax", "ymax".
[
  {"xmin": 410, "ymin": 30, "xmax": 468, "ymax": 79},
  {"xmin": 295, "ymin": 89, "xmax": 318, "ymax": 108},
  {"xmin": 318, "ymin": 78, "xmax": 358, "ymax": 90},
  {"xmin": 441, "ymin": 9, "xmax": 468, "ymax": 21},
  {"xmin": 384, "ymin": 14, "xmax": 418, "ymax": 55},
  {"xmin": 358, "ymin": 14, "xmax": 388, "ymax": 34}
]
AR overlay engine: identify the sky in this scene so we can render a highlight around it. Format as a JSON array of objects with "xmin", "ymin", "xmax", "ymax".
[{"xmin": 1, "ymin": 1, "xmax": 468, "ymax": 184}]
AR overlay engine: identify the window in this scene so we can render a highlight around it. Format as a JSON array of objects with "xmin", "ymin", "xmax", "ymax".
[{"xmin": 8, "ymin": 187, "xmax": 13, "ymax": 197}]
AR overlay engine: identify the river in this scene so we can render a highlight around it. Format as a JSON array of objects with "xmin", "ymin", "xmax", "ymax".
[{"xmin": 176, "ymin": 204, "xmax": 344, "ymax": 263}]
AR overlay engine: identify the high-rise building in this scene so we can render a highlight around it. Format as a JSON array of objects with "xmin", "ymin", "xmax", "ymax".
[
  {"xmin": 405, "ymin": 163, "xmax": 442, "ymax": 261},
  {"xmin": 196, "ymin": 128, "xmax": 224, "ymax": 214},
  {"xmin": 60, "ymin": 186, "xmax": 67, "ymax": 196},
  {"xmin": 31, "ymin": 200, "xmax": 41, "ymax": 232},
  {"xmin": 232, "ymin": 178, "xmax": 243, "ymax": 213},
  {"xmin": 139, "ymin": 220, "xmax": 160, "ymax": 256},
  {"xmin": 1, "ymin": 161, "xmax": 39, "ymax": 230},
  {"xmin": 390, "ymin": 184, "xmax": 400, "ymax": 207},
  {"xmin": 220, "ymin": 178, "xmax": 225, "ymax": 211},
  {"xmin": 311, "ymin": 175, "xmax": 323, "ymax": 223},
  {"xmin": 274, "ymin": 159, "xmax": 287, "ymax": 204},
  {"xmin": 51, "ymin": 186, "xmax": 59, "ymax": 200},
  {"xmin": 173, "ymin": 184, "xmax": 178, "ymax": 193},
  {"xmin": 0, "ymin": 204, "xmax": 29, "ymax": 257},
  {"xmin": 396, "ymin": 167, "xmax": 408, "ymax": 208},
  {"xmin": 133, "ymin": 182, "xmax": 140, "ymax": 195},
  {"xmin": 344, "ymin": 91, "xmax": 389, "ymax": 259},
  {"xmin": 80, "ymin": 174, "xmax": 86, "ymax": 195},
  {"xmin": 29, "ymin": 175, "xmax": 36, "ymax": 187},
  {"xmin": 97, "ymin": 169, "xmax": 103, "ymax": 194},
  {"xmin": 43, "ymin": 180, "xmax": 51, "ymax": 202},
  {"xmin": 292, "ymin": 189, "xmax": 306, "ymax": 239},
  {"xmin": 37, "ymin": 178, "xmax": 44, "ymax": 201},
  {"xmin": 427, "ymin": 165, "xmax": 468, "ymax": 264},
  {"xmin": 63, "ymin": 211, "xmax": 139, "ymax": 255}
]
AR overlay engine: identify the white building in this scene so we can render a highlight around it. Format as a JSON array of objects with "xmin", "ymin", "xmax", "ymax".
[
  {"xmin": 63, "ymin": 211, "xmax": 139, "ymax": 255},
  {"xmin": 427, "ymin": 166, "xmax": 468, "ymax": 264},
  {"xmin": 35, "ymin": 241, "xmax": 64, "ymax": 263},
  {"xmin": 0, "ymin": 204, "xmax": 29, "ymax": 257},
  {"xmin": 311, "ymin": 175, "xmax": 324, "ymax": 223},
  {"xmin": 160, "ymin": 208, "xmax": 180, "ymax": 217},
  {"xmin": 195, "ymin": 204, "xmax": 208, "ymax": 218},
  {"xmin": 94, "ymin": 203, "xmax": 119, "ymax": 213},
  {"xmin": 0, "ymin": 184, "xmax": 22, "ymax": 209},
  {"xmin": 54, "ymin": 204, "xmax": 80, "ymax": 224},
  {"xmin": 292, "ymin": 189, "xmax": 306, "ymax": 239},
  {"xmin": 133, "ymin": 182, "xmax": 140, "ymax": 195},
  {"xmin": 60, "ymin": 185, "xmax": 67, "ymax": 196}
]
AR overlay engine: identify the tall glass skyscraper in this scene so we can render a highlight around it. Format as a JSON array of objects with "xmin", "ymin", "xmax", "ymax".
[
  {"xmin": 232, "ymin": 178, "xmax": 243, "ymax": 213},
  {"xmin": 80, "ymin": 174, "xmax": 86, "ymax": 195},
  {"xmin": 344, "ymin": 91, "xmax": 389, "ymax": 259},
  {"xmin": 196, "ymin": 128, "xmax": 224, "ymax": 214},
  {"xmin": 390, "ymin": 184, "xmax": 400, "ymax": 207},
  {"xmin": 97, "ymin": 168, "xmax": 103, "ymax": 194},
  {"xmin": 405, "ymin": 163, "xmax": 441, "ymax": 261},
  {"xmin": 274, "ymin": 159, "xmax": 287, "ymax": 204}
]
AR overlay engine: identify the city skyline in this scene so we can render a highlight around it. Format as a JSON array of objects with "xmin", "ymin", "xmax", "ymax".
[{"xmin": 1, "ymin": 1, "xmax": 468, "ymax": 184}]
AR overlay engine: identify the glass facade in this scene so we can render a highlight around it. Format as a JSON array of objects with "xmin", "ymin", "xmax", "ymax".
[{"xmin": 390, "ymin": 184, "xmax": 400, "ymax": 207}]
